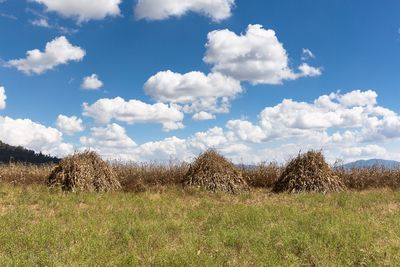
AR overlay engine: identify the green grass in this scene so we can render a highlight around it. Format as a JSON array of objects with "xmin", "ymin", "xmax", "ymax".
[{"xmin": 0, "ymin": 184, "xmax": 399, "ymax": 266}]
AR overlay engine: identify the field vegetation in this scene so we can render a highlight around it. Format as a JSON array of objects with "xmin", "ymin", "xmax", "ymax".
[
  {"xmin": 1, "ymin": 158, "xmax": 400, "ymax": 192},
  {"xmin": 1, "ymin": 184, "xmax": 399, "ymax": 266},
  {"xmin": 1, "ymin": 150, "xmax": 400, "ymax": 266}
]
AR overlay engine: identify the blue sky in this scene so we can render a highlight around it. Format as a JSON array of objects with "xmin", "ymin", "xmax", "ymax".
[{"xmin": 0, "ymin": 0, "xmax": 400, "ymax": 163}]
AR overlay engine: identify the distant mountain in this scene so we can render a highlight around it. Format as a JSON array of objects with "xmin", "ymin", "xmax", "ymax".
[
  {"xmin": 343, "ymin": 159, "xmax": 400, "ymax": 170},
  {"xmin": 0, "ymin": 141, "xmax": 60, "ymax": 164}
]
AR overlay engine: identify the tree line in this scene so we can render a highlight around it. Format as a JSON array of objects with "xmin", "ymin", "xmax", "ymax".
[{"xmin": 0, "ymin": 141, "xmax": 60, "ymax": 164}]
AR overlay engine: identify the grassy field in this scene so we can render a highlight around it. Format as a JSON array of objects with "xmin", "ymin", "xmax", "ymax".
[{"xmin": 1, "ymin": 184, "xmax": 399, "ymax": 266}]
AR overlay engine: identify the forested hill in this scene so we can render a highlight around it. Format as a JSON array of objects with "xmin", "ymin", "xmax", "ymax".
[{"xmin": 0, "ymin": 141, "xmax": 60, "ymax": 164}]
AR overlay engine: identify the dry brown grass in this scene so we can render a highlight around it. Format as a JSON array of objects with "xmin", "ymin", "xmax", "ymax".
[
  {"xmin": 273, "ymin": 151, "xmax": 345, "ymax": 193},
  {"xmin": 114, "ymin": 161, "xmax": 189, "ymax": 192},
  {"xmin": 0, "ymin": 163, "xmax": 53, "ymax": 185},
  {"xmin": 335, "ymin": 167, "xmax": 400, "ymax": 190},
  {"xmin": 47, "ymin": 151, "xmax": 121, "ymax": 192},
  {"xmin": 242, "ymin": 162, "xmax": 282, "ymax": 188},
  {"xmin": 183, "ymin": 149, "xmax": 249, "ymax": 194},
  {"xmin": 0, "ymin": 150, "xmax": 399, "ymax": 193}
]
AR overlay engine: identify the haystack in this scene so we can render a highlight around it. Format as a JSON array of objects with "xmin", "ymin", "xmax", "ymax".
[
  {"xmin": 183, "ymin": 149, "xmax": 249, "ymax": 194},
  {"xmin": 47, "ymin": 151, "xmax": 121, "ymax": 192},
  {"xmin": 273, "ymin": 151, "xmax": 345, "ymax": 193}
]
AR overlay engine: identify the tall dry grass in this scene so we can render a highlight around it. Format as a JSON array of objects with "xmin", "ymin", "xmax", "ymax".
[
  {"xmin": 241, "ymin": 162, "xmax": 281, "ymax": 188},
  {"xmin": 113, "ymin": 161, "xmax": 189, "ymax": 192},
  {"xmin": 334, "ymin": 167, "xmax": 400, "ymax": 190},
  {"xmin": 242, "ymin": 163, "xmax": 400, "ymax": 191},
  {"xmin": 1, "ymin": 160, "xmax": 399, "ymax": 191},
  {"xmin": 0, "ymin": 163, "xmax": 54, "ymax": 185}
]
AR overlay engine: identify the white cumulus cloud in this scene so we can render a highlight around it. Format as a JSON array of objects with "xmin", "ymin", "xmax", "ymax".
[
  {"xmin": 83, "ymin": 97, "xmax": 185, "ymax": 131},
  {"xmin": 80, "ymin": 123, "xmax": 137, "ymax": 159},
  {"xmin": 133, "ymin": 136, "xmax": 190, "ymax": 162},
  {"xmin": 298, "ymin": 63, "xmax": 322, "ymax": 77},
  {"xmin": 79, "ymin": 125, "xmax": 246, "ymax": 162},
  {"xmin": 0, "ymin": 86, "xmax": 6, "ymax": 110},
  {"xmin": 56, "ymin": 115, "xmax": 85, "ymax": 135},
  {"xmin": 204, "ymin": 24, "xmax": 322, "ymax": 85},
  {"xmin": 8, "ymin": 36, "xmax": 85, "ymax": 75},
  {"xmin": 72, "ymin": 90, "xmax": 400, "ymax": 164},
  {"xmin": 135, "ymin": 127, "xmax": 248, "ymax": 163},
  {"xmin": 192, "ymin": 111, "xmax": 216, "ymax": 121},
  {"xmin": 226, "ymin": 119, "xmax": 266, "ymax": 143},
  {"xmin": 134, "ymin": 0, "xmax": 235, "ymax": 22},
  {"xmin": 81, "ymin": 74, "xmax": 103, "ymax": 90},
  {"xmin": 227, "ymin": 89, "xmax": 400, "ymax": 145},
  {"xmin": 337, "ymin": 89, "xmax": 377, "ymax": 107},
  {"xmin": 81, "ymin": 123, "xmax": 136, "ymax": 148},
  {"xmin": 342, "ymin": 145, "xmax": 387, "ymax": 159},
  {"xmin": 0, "ymin": 116, "xmax": 73, "ymax": 157},
  {"xmin": 79, "ymin": 124, "xmax": 190, "ymax": 162},
  {"xmin": 144, "ymin": 70, "xmax": 242, "ymax": 115},
  {"xmin": 34, "ymin": 0, "xmax": 122, "ymax": 23}
]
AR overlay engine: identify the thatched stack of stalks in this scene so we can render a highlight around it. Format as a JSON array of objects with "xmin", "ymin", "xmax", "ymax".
[
  {"xmin": 47, "ymin": 151, "xmax": 121, "ymax": 192},
  {"xmin": 273, "ymin": 150, "xmax": 345, "ymax": 193},
  {"xmin": 183, "ymin": 149, "xmax": 249, "ymax": 194}
]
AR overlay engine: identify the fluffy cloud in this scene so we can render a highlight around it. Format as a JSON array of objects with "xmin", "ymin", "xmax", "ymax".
[
  {"xmin": 140, "ymin": 127, "xmax": 248, "ymax": 162},
  {"xmin": 1, "ymin": 88, "xmax": 388, "ymax": 164},
  {"xmin": 75, "ymin": 89, "xmax": 400, "ymax": 164},
  {"xmin": 342, "ymin": 145, "xmax": 387, "ymax": 158},
  {"xmin": 188, "ymin": 127, "xmax": 230, "ymax": 150},
  {"xmin": 56, "ymin": 115, "xmax": 84, "ymax": 135},
  {"xmin": 79, "ymin": 124, "xmax": 188, "ymax": 162},
  {"xmin": 83, "ymin": 97, "xmax": 184, "ymax": 131},
  {"xmin": 80, "ymin": 124, "xmax": 137, "ymax": 160},
  {"xmin": 133, "ymin": 127, "xmax": 249, "ymax": 163},
  {"xmin": 227, "ymin": 89, "xmax": 400, "ymax": 145},
  {"xmin": 81, "ymin": 123, "xmax": 136, "ymax": 148},
  {"xmin": 226, "ymin": 119, "xmax": 266, "ymax": 143},
  {"xmin": 34, "ymin": 0, "xmax": 122, "ymax": 23},
  {"xmin": 0, "ymin": 116, "xmax": 73, "ymax": 157},
  {"xmin": 297, "ymin": 63, "xmax": 322, "ymax": 77},
  {"xmin": 143, "ymin": 25, "xmax": 321, "ymax": 120},
  {"xmin": 81, "ymin": 74, "xmax": 103, "ymax": 90},
  {"xmin": 134, "ymin": 136, "xmax": 190, "ymax": 162},
  {"xmin": 204, "ymin": 24, "xmax": 322, "ymax": 85},
  {"xmin": 79, "ymin": 125, "xmax": 246, "ymax": 162},
  {"xmin": 144, "ymin": 70, "xmax": 242, "ymax": 115},
  {"xmin": 8, "ymin": 36, "xmax": 85, "ymax": 75},
  {"xmin": 134, "ymin": 0, "xmax": 235, "ymax": 22},
  {"xmin": 192, "ymin": 111, "xmax": 215, "ymax": 121},
  {"xmin": 337, "ymin": 89, "xmax": 377, "ymax": 107},
  {"xmin": 92, "ymin": 130, "xmax": 302, "ymax": 163},
  {"xmin": 0, "ymin": 86, "xmax": 6, "ymax": 110}
]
